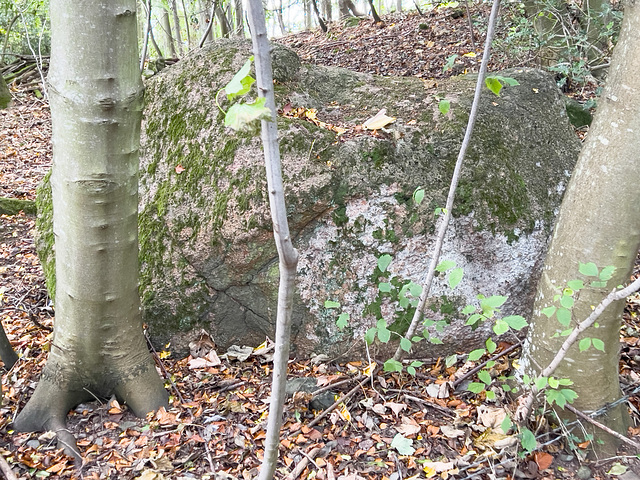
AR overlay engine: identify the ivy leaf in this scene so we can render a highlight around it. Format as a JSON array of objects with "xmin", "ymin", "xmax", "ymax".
[
  {"xmin": 579, "ymin": 262, "xmax": 599, "ymax": 277},
  {"xmin": 448, "ymin": 268, "xmax": 464, "ymax": 289},
  {"xmin": 391, "ymin": 433, "xmax": 415, "ymax": 455},
  {"xmin": 438, "ymin": 99, "xmax": 451, "ymax": 115},
  {"xmin": 336, "ymin": 312, "xmax": 349, "ymax": 330},
  {"xmin": 377, "ymin": 254, "xmax": 392, "ymax": 272},
  {"xmin": 224, "ymin": 56, "xmax": 255, "ymax": 101},
  {"xmin": 503, "ymin": 315, "xmax": 528, "ymax": 331},
  {"xmin": 224, "ymin": 97, "xmax": 271, "ymax": 131}
]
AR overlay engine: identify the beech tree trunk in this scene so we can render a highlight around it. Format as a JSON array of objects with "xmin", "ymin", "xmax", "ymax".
[
  {"xmin": 234, "ymin": 0, "xmax": 245, "ymax": 36},
  {"xmin": 170, "ymin": 0, "xmax": 184, "ymax": 55},
  {"xmin": 521, "ymin": 0, "xmax": 640, "ymax": 454},
  {"xmin": 161, "ymin": 8, "xmax": 178, "ymax": 57},
  {"xmin": 14, "ymin": 0, "xmax": 168, "ymax": 458}
]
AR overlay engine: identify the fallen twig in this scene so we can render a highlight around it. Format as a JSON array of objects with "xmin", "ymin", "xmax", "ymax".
[
  {"xmin": 565, "ymin": 404, "xmax": 640, "ymax": 450},
  {"xmin": 144, "ymin": 330, "xmax": 186, "ymax": 405},
  {"xmin": 285, "ymin": 446, "xmax": 322, "ymax": 480},
  {"xmin": 0, "ymin": 452, "xmax": 18, "ymax": 480}
]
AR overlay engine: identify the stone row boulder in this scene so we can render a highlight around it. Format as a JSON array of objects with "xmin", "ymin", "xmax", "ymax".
[{"xmin": 37, "ymin": 39, "xmax": 581, "ymax": 359}]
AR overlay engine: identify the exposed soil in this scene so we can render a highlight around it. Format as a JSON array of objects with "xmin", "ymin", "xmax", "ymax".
[{"xmin": 0, "ymin": 9, "xmax": 637, "ymax": 480}]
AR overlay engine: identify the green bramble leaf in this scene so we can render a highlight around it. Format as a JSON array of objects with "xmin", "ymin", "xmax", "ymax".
[
  {"xmin": 413, "ymin": 187, "xmax": 425, "ymax": 205},
  {"xmin": 493, "ymin": 319, "xmax": 509, "ymax": 335},
  {"xmin": 579, "ymin": 337, "xmax": 591, "ymax": 352},
  {"xmin": 445, "ymin": 354, "xmax": 457, "ymax": 367},
  {"xmin": 436, "ymin": 260, "xmax": 456, "ymax": 272},
  {"xmin": 384, "ymin": 359, "xmax": 404, "ymax": 373},
  {"xmin": 224, "ymin": 56, "xmax": 255, "ymax": 101},
  {"xmin": 391, "ymin": 433, "xmax": 415, "ymax": 455},
  {"xmin": 548, "ymin": 376, "xmax": 559, "ymax": 389},
  {"xmin": 468, "ymin": 382, "xmax": 486, "ymax": 393},
  {"xmin": 478, "ymin": 370, "xmax": 492, "ymax": 385},
  {"xmin": 503, "ymin": 315, "xmax": 528, "ymax": 331},
  {"xmin": 224, "ymin": 97, "xmax": 271, "ymax": 131},
  {"xmin": 336, "ymin": 312, "xmax": 350, "ymax": 330},
  {"xmin": 599, "ymin": 265, "xmax": 616, "ymax": 281},
  {"xmin": 448, "ymin": 268, "xmax": 464, "ymax": 289},
  {"xmin": 407, "ymin": 365, "xmax": 417, "ymax": 376},
  {"xmin": 486, "ymin": 390, "xmax": 496, "ymax": 400},
  {"xmin": 377, "ymin": 254, "xmax": 392, "ymax": 272},
  {"xmin": 579, "ymin": 262, "xmax": 598, "ymax": 277},
  {"xmin": 466, "ymin": 313, "xmax": 483, "ymax": 326},
  {"xmin": 438, "ymin": 99, "xmax": 451, "ymax": 115},
  {"xmin": 541, "ymin": 306, "xmax": 556, "ymax": 318},
  {"xmin": 365, "ymin": 327, "xmax": 377, "ymax": 345},
  {"xmin": 520, "ymin": 427, "xmax": 537, "ymax": 453},
  {"xmin": 556, "ymin": 307, "xmax": 572, "ymax": 326},
  {"xmin": 592, "ymin": 338, "xmax": 605, "ymax": 351},
  {"xmin": 468, "ymin": 349, "xmax": 485, "ymax": 362},
  {"xmin": 534, "ymin": 376, "xmax": 548, "ymax": 390},
  {"xmin": 567, "ymin": 280, "xmax": 584, "ymax": 291},
  {"xmin": 485, "ymin": 337, "xmax": 497, "ymax": 354}
]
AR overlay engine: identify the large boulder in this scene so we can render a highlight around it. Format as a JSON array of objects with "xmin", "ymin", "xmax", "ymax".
[{"xmin": 37, "ymin": 39, "xmax": 582, "ymax": 359}]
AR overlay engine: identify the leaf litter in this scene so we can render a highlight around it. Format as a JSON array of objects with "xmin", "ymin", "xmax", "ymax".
[{"xmin": 2, "ymin": 11, "xmax": 640, "ymax": 480}]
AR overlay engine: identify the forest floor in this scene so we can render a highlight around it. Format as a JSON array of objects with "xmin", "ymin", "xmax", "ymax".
[{"xmin": 1, "ymin": 5, "xmax": 639, "ymax": 480}]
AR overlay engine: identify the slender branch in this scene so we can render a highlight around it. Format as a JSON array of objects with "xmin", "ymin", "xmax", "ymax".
[
  {"xmin": 285, "ymin": 446, "xmax": 322, "ymax": 480},
  {"xmin": 0, "ymin": 453, "xmax": 18, "ymax": 480},
  {"xmin": 199, "ymin": 0, "xmax": 219, "ymax": 47},
  {"xmin": 452, "ymin": 342, "xmax": 521, "ymax": 388},
  {"xmin": 516, "ymin": 276, "xmax": 640, "ymax": 421},
  {"xmin": 393, "ymin": 0, "xmax": 502, "ymax": 362},
  {"xmin": 140, "ymin": 0, "xmax": 152, "ymax": 72}
]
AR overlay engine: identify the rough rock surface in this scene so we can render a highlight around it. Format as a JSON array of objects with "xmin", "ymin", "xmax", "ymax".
[{"xmin": 37, "ymin": 39, "xmax": 582, "ymax": 359}]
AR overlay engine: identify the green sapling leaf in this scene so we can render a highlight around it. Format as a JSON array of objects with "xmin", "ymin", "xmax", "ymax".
[
  {"xmin": 485, "ymin": 337, "xmax": 497, "ymax": 354},
  {"xmin": 592, "ymin": 338, "xmax": 605, "ymax": 351},
  {"xmin": 567, "ymin": 279, "xmax": 584, "ymax": 291},
  {"xmin": 448, "ymin": 268, "xmax": 464, "ymax": 289},
  {"xmin": 325, "ymin": 300, "xmax": 341, "ymax": 309},
  {"xmin": 579, "ymin": 337, "xmax": 592, "ymax": 352},
  {"xmin": 365, "ymin": 327, "xmax": 377, "ymax": 345},
  {"xmin": 378, "ymin": 282, "xmax": 392, "ymax": 293},
  {"xmin": 579, "ymin": 262, "xmax": 599, "ymax": 277},
  {"xmin": 438, "ymin": 99, "xmax": 451, "ymax": 115},
  {"xmin": 336, "ymin": 312, "xmax": 350, "ymax": 330},
  {"xmin": 378, "ymin": 327, "xmax": 391, "ymax": 343},
  {"xmin": 478, "ymin": 370, "xmax": 492, "ymax": 385},
  {"xmin": 501, "ymin": 415, "xmax": 513, "ymax": 433},
  {"xmin": 520, "ymin": 427, "xmax": 537, "ymax": 453},
  {"xmin": 429, "ymin": 337, "xmax": 444, "ymax": 344},
  {"xmin": 503, "ymin": 315, "xmax": 528, "ymax": 331},
  {"xmin": 462, "ymin": 304, "xmax": 476, "ymax": 314},
  {"xmin": 486, "ymin": 390, "xmax": 496, "ymax": 400},
  {"xmin": 445, "ymin": 354, "xmax": 457, "ymax": 367},
  {"xmin": 400, "ymin": 337, "xmax": 412, "ymax": 352},
  {"xmin": 468, "ymin": 348, "xmax": 485, "ymax": 361},
  {"xmin": 541, "ymin": 306, "xmax": 557, "ymax": 318},
  {"xmin": 377, "ymin": 254, "xmax": 393, "ymax": 272},
  {"xmin": 482, "ymin": 295, "xmax": 508, "ymax": 308},
  {"xmin": 534, "ymin": 376, "xmax": 548, "ymax": 390},
  {"xmin": 599, "ymin": 265, "xmax": 616, "ymax": 281},
  {"xmin": 493, "ymin": 319, "xmax": 509, "ymax": 335},
  {"xmin": 224, "ymin": 56, "xmax": 255, "ymax": 101},
  {"xmin": 560, "ymin": 294, "xmax": 574, "ymax": 309},
  {"xmin": 413, "ymin": 187, "xmax": 425, "ymax": 205},
  {"xmin": 468, "ymin": 382, "xmax": 486, "ymax": 393},
  {"xmin": 485, "ymin": 76, "xmax": 503, "ymax": 96},
  {"xmin": 548, "ymin": 376, "xmax": 559, "ymax": 389},
  {"xmin": 436, "ymin": 260, "xmax": 456, "ymax": 272},
  {"xmin": 384, "ymin": 359, "xmax": 404, "ymax": 373},
  {"xmin": 224, "ymin": 97, "xmax": 272, "ymax": 131},
  {"xmin": 556, "ymin": 307, "xmax": 572, "ymax": 326}
]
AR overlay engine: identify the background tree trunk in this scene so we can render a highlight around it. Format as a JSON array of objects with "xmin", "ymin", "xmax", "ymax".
[
  {"xmin": 234, "ymin": 0, "xmax": 245, "ymax": 36},
  {"xmin": 14, "ymin": 0, "xmax": 168, "ymax": 457},
  {"xmin": 322, "ymin": 0, "xmax": 332, "ymax": 23},
  {"xmin": 199, "ymin": 0, "xmax": 215, "ymax": 42},
  {"xmin": 170, "ymin": 0, "xmax": 184, "ymax": 55},
  {"xmin": 521, "ymin": 0, "xmax": 640, "ymax": 454},
  {"xmin": 161, "ymin": 8, "xmax": 177, "ymax": 57}
]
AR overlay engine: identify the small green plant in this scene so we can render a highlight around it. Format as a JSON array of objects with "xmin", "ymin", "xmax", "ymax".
[
  {"xmin": 215, "ymin": 56, "xmax": 271, "ymax": 132},
  {"xmin": 484, "ymin": 75, "xmax": 520, "ymax": 96}
]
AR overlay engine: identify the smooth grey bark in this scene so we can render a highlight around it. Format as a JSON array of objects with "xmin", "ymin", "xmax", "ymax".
[
  {"xmin": 199, "ymin": 0, "xmax": 215, "ymax": 43},
  {"xmin": 246, "ymin": 2, "xmax": 299, "ymax": 478},
  {"xmin": 521, "ymin": 0, "xmax": 640, "ymax": 454},
  {"xmin": 14, "ymin": 0, "xmax": 168, "ymax": 458},
  {"xmin": 322, "ymin": 0, "xmax": 332, "ymax": 23},
  {"xmin": 234, "ymin": 0, "xmax": 245, "ymax": 36}
]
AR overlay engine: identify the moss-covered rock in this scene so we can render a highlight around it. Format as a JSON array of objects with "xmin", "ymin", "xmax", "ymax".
[{"xmin": 37, "ymin": 39, "xmax": 581, "ymax": 359}]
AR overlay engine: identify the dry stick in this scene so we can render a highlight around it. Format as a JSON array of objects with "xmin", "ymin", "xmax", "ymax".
[
  {"xmin": 285, "ymin": 446, "xmax": 322, "ymax": 480},
  {"xmin": 393, "ymin": 0, "xmax": 502, "ymax": 362},
  {"xmin": 246, "ymin": 2, "xmax": 300, "ymax": 480},
  {"xmin": 198, "ymin": 0, "xmax": 219, "ymax": 47},
  {"xmin": 139, "ymin": 0, "xmax": 152, "ymax": 72},
  {"xmin": 516, "ymin": 276, "xmax": 640, "ymax": 422},
  {"xmin": 565, "ymin": 404, "xmax": 640, "ymax": 450},
  {"xmin": 451, "ymin": 342, "xmax": 521, "ymax": 388},
  {"xmin": 293, "ymin": 375, "xmax": 370, "ymax": 435},
  {"xmin": 0, "ymin": 453, "xmax": 18, "ymax": 480},
  {"xmin": 464, "ymin": 0, "xmax": 477, "ymax": 51},
  {"xmin": 143, "ymin": 330, "xmax": 186, "ymax": 404}
]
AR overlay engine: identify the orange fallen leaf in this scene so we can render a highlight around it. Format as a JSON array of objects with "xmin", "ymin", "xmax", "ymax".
[{"xmin": 533, "ymin": 451, "xmax": 553, "ymax": 470}]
